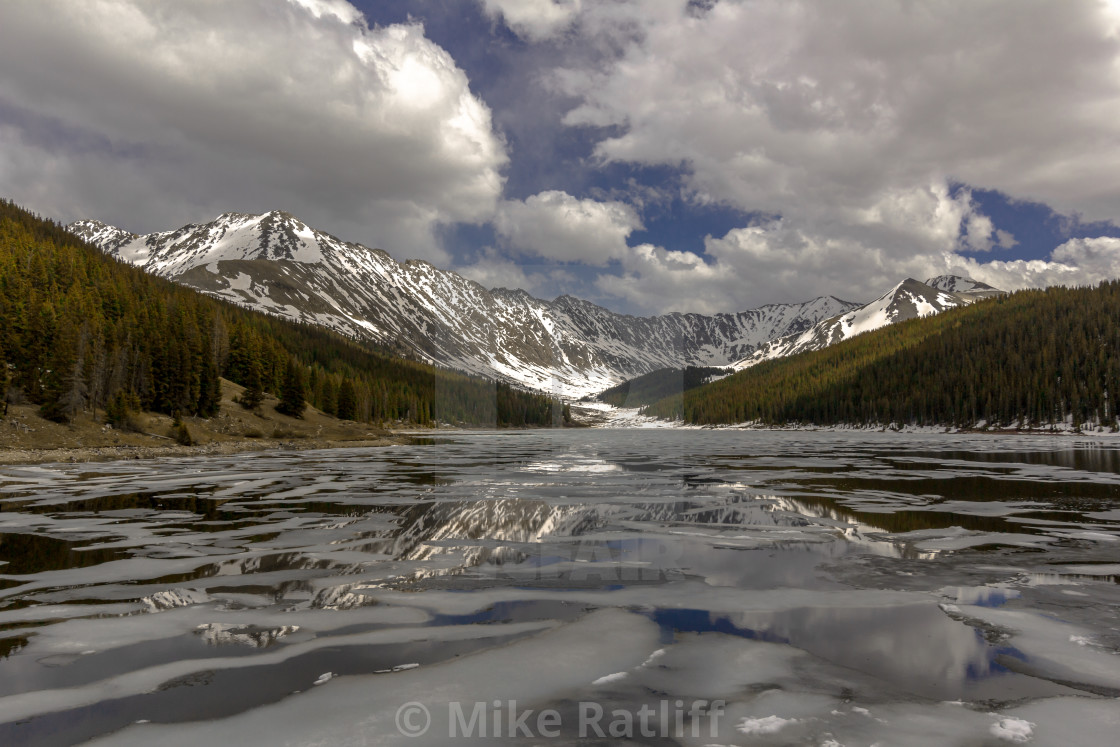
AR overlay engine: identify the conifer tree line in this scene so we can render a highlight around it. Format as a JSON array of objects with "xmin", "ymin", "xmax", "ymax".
[
  {"xmin": 0, "ymin": 200, "xmax": 564, "ymax": 427},
  {"xmin": 597, "ymin": 366, "xmax": 732, "ymax": 408},
  {"xmin": 642, "ymin": 281, "xmax": 1120, "ymax": 429}
]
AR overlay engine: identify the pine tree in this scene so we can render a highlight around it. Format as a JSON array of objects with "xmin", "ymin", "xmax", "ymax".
[
  {"xmin": 0, "ymin": 353, "xmax": 8, "ymax": 418},
  {"xmin": 197, "ymin": 352, "xmax": 221, "ymax": 416},
  {"xmin": 276, "ymin": 357, "xmax": 306, "ymax": 418},
  {"xmin": 239, "ymin": 361, "xmax": 264, "ymax": 410},
  {"xmin": 56, "ymin": 357, "xmax": 90, "ymax": 422},
  {"xmin": 337, "ymin": 379, "xmax": 357, "ymax": 421},
  {"xmin": 105, "ymin": 390, "xmax": 138, "ymax": 429},
  {"xmin": 318, "ymin": 376, "xmax": 337, "ymax": 416}
]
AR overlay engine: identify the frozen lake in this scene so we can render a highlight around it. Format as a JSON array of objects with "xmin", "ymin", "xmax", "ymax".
[{"xmin": 1, "ymin": 431, "xmax": 1119, "ymax": 745}]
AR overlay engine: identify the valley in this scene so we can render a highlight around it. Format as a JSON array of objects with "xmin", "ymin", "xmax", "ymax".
[{"xmin": 70, "ymin": 211, "xmax": 1003, "ymax": 398}]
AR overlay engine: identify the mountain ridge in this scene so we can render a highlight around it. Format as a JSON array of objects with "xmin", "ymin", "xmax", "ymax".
[
  {"xmin": 733, "ymin": 276, "xmax": 1005, "ymax": 370},
  {"xmin": 69, "ymin": 211, "xmax": 861, "ymax": 397},
  {"xmin": 0, "ymin": 198, "xmax": 565, "ymax": 431}
]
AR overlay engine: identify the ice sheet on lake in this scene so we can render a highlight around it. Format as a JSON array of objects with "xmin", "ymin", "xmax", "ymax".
[
  {"xmin": 1, "ymin": 431, "xmax": 1119, "ymax": 743},
  {"xmin": 90, "ymin": 609, "xmax": 660, "ymax": 746}
]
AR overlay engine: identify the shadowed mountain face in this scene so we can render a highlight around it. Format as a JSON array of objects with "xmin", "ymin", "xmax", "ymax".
[
  {"xmin": 734, "ymin": 277, "xmax": 1006, "ymax": 370},
  {"xmin": 69, "ymin": 211, "xmax": 858, "ymax": 397}
]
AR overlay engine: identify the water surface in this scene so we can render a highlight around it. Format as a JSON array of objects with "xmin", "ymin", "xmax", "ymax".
[{"xmin": 1, "ymin": 431, "xmax": 1119, "ymax": 745}]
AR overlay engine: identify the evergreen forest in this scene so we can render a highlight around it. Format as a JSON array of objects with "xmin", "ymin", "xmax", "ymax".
[
  {"xmin": 0, "ymin": 200, "xmax": 567, "ymax": 428},
  {"xmin": 596, "ymin": 366, "xmax": 731, "ymax": 408},
  {"xmin": 641, "ymin": 282, "xmax": 1120, "ymax": 430}
]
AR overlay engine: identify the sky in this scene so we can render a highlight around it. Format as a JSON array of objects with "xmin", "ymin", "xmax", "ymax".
[{"xmin": 4, "ymin": 0, "xmax": 1120, "ymax": 315}]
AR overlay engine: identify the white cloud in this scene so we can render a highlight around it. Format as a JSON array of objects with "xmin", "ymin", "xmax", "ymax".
[
  {"xmin": 559, "ymin": 0, "xmax": 1120, "ymax": 221},
  {"xmin": 7, "ymin": 0, "xmax": 1118, "ymax": 316},
  {"xmin": 494, "ymin": 190, "xmax": 642, "ymax": 265},
  {"xmin": 0, "ymin": 0, "xmax": 507, "ymax": 263},
  {"xmin": 960, "ymin": 236, "xmax": 1120, "ymax": 292},
  {"xmin": 456, "ymin": 248, "xmax": 543, "ymax": 292},
  {"xmin": 964, "ymin": 214, "xmax": 997, "ymax": 252},
  {"xmin": 596, "ymin": 243, "xmax": 727, "ymax": 314},
  {"xmin": 455, "ymin": 251, "xmax": 585, "ymax": 304},
  {"xmin": 1052, "ymin": 235, "xmax": 1120, "ymax": 269},
  {"xmin": 592, "ymin": 221, "xmax": 1120, "ymax": 315},
  {"xmin": 480, "ymin": 0, "xmax": 583, "ymax": 41},
  {"xmin": 289, "ymin": 0, "xmax": 363, "ymax": 23},
  {"xmin": 539, "ymin": 0, "xmax": 1120, "ymax": 309}
]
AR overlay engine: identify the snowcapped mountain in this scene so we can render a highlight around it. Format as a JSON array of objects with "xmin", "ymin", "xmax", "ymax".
[
  {"xmin": 924, "ymin": 275, "xmax": 1004, "ymax": 297},
  {"xmin": 69, "ymin": 211, "xmax": 858, "ymax": 397},
  {"xmin": 734, "ymin": 276, "xmax": 1005, "ymax": 370}
]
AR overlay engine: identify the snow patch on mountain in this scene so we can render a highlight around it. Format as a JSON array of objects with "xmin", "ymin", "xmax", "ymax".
[{"xmin": 925, "ymin": 275, "xmax": 1002, "ymax": 296}]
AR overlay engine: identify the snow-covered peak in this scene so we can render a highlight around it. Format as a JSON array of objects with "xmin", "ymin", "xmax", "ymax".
[
  {"xmin": 839, "ymin": 278, "xmax": 958, "ymax": 338},
  {"xmin": 69, "ymin": 219, "xmax": 138, "ymax": 255},
  {"xmin": 67, "ymin": 210, "xmax": 341, "ymax": 276},
  {"xmin": 924, "ymin": 275, "xmax": 1000, "ymax": 294}
]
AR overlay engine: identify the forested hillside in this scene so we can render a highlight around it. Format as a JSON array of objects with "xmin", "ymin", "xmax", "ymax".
[
  {"xmin": 0, "ymin": 200, "xmax": 565, "ymax": 428},
  {"xmin": 596, "ymin": 366, "xmax": 731, "ymax": 407},
  {"xmin": 642, "ymin": 282, "xmax": 1120, "ymax": 429}
]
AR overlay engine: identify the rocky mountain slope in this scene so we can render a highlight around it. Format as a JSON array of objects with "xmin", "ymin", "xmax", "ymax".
[
  {"xmin": 734, "ymin": 277, "xmax": 1005, "ymax": 370},
  {"xmin": 925, "ymin": 275, "xmax": 1005, "ymax": 298},
  {"xmin": 69, "ymin": 211, "xmax": 858, "ymax": 397}
]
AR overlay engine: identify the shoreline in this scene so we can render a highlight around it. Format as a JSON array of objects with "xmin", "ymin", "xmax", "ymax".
[
  {"xmin": 0, "ymin": 379, "xmax": 411, "ymax": 467},
  {"xmin": 571, "ymin": 402, "xmax": 1120, "ymax": 436},
  {"xmin": 0, "ymin": 435, "xmax": 405, "ymax": 467},
  {"xmin": 4, "ymin": 424, "xmax": 1116, "ymax": 468},
  {"xmin": 5, "ymin": 407, "xmax": 1117, "ymax": 467}
]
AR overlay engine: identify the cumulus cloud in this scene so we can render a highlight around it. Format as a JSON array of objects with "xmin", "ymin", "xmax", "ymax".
[
  {"xmin": 455, "ymin": 253, "xmax": 585, "ymax": 307},
  {"xmin": 289, "ymin": 0, "xmax": 364, "ymax": 23},
  {"xmin": 596, "ymin": 218, "xmax": 1120, "ymax": 315},
  {"xmin": 597, "ymin": 243, "xmax": 727, "ymax": 314},
  {"xmin": 494, "ymin": 190, "xmax": 642, "ymax": 264},
  {"xmin": 961, "ymin": 212, "xmax": 1017, "ymax": 253},
  {"xmin": 560, "ymin": 0, "xmax": 1120, "ymax": 220},
  {"xmin": 0, "ymin": 0, "xmax": 507, "ymax": 262},
  {"xmin": 480, "ymin": 0, "xmax": 583, "ymax": 41},
  {"xmin": 961, "ymin": 236, "xmax": 1120, "ymax": 291},
  {"xmin": 456, "ymin": 248, "xmax": 545, "ymax": 293},
  {"xmin": 6, "ymin": 0, "xmax": 1119, "ymax": 314},
  {"xmin": 537, "ymin": 0, "xmax": 1120, "ymax": 310}
]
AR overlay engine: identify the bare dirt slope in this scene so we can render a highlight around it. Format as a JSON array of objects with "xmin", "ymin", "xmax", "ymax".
[{"xmin": 0, "ymin": 379, "xmax": 401, "ymax": 465}]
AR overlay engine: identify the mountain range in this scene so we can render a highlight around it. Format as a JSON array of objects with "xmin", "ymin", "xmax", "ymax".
[
  {"xmin": 735, "ymin": 276, "xmax": 1004, "ymax": 370},
  {"xmin": 69, "ymin": 211, "xmax": 1003, "ymax": 397}
]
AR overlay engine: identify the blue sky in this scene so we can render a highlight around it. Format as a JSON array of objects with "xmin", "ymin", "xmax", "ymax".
[{"xmin": 4, "ymin": 0, "xmax": 1120, "ymax": 313}]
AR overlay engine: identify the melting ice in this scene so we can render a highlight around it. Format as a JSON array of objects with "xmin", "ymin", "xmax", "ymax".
[{"xmin": 0, "ymin": 431, "xmax": 1118, "ymax": 744}]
